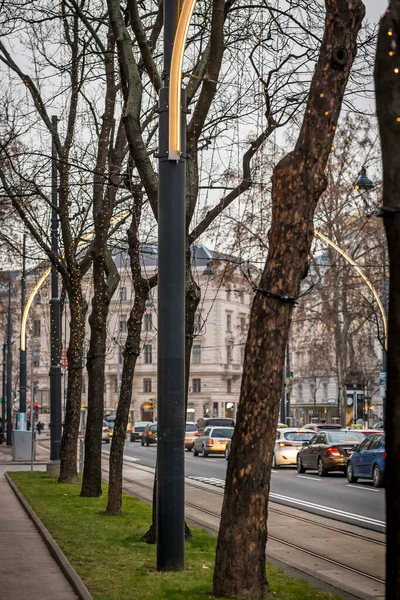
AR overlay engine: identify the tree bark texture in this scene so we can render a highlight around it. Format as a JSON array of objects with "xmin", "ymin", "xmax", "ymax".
[
  {"xmin": 80, "ymin": 30, "xmax": 122, "ymax": 497},
  {"xmin": 106, "ymin": 203, "xmax": 157, "ymax": 515},
  {"xmin": 81, "ymin": 251, "xmax": 118, "ymax": 497},
  {"xmin": 213, "ymin": 1, "xmax": 364, "ymax": 598},
  {"xmin": 59, "ymin": 285, "xmax": 88, "ymax": 483},
  {"xmin": 375, "ymin": 5, "xmax": 400, "ymax": 598}
]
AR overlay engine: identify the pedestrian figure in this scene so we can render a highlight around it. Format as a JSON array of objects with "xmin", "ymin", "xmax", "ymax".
[{"xmin": 36, "ymin": 421, "xmax": 43, "ymax": 435}]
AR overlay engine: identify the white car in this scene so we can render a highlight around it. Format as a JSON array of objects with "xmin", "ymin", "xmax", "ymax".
[
  {"xmin": 193, "ymin": 426, "xmax": 234, "ymax": 457},
  {"xmin": 102, "ymin": 420, "xmax": 110, "ymax": 443},
  {"xmin": 272, "ymin": 428, "xmax": 315, "ymax": 468}
]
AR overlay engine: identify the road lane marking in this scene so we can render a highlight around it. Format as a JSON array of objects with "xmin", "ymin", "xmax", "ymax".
[
  {"xmin": 269, "ymin": 491, "xmax": 385, "ymax": 528},
  {"xmin": 297, "ymin": 475, "xmax": 321, "ymax": 481},
  {"xmin": 346, "ymin": 484, "xmax": 381, "ymax": 492}
]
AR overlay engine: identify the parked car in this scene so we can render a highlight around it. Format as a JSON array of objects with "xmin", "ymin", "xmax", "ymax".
[
  {"xmin": 297, "ymin": 430, "xmax": 365, "ymax": 476},
  {"xmin": 104, "ymin": 415, "xmax": 115, "ymax": 438},
  {"xmin": 193, "ymin": 426, "xmax": 234, "ymax": 457},
  {"xmin": 102, "ymin": 420, "xmax": 110, "ymax": 443},
  {"xmin": 141, "ymin": 423, "xmax": 157, "ymax": 446},
  {"xmin": 184, "ymin": 422, "xmax": 198, "ymax": 451},
  {"xmin": 130, "ymin": 421, "xmax": 150, "ymax": 443},
  {"xmin": 303, "ymin": 423, "xmax": 343, "ymax": 433},
  {"xmin": 347, "ymin": 433, "xmax": 385, "ymax": 487},
  {"xmin": 272, "ymin": 429, "xmax": 316, "ymax": 468}
]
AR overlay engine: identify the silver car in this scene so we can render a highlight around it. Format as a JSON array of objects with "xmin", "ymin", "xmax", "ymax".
[
  {"xmin": 272, "ymin": 428, "xmax": 315, "ymax": 468},
  {"xmin": 193, "ymin": 426, "xmax": 234, "ymax": 457}
]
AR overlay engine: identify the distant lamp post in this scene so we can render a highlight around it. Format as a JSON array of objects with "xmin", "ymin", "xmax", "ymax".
[{"xmin": 354, "ymin": 166, "xmax": 374, "ymax": 191}]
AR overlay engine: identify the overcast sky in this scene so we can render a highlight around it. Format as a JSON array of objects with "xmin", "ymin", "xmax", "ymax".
[{"xmin": 364, "ymin": 0, "xmax": 384, "ymax": 24}]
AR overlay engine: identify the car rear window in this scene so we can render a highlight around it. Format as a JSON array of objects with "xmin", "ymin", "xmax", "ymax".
[
  {"xmin": 211, "ymin": 428, "xmax": 234, "ymax": 439},
  {"xmin": 150, "ymin": 425, "xmax": 157, "ymax": 432},
  {"xmin": 327, "ymin": 431, "xmax": 365, "ymax": 443},
  {"xmin": 185, "ymin": 424, "xmax": 197, "ymax": 432},
  {"xmin": 135, "ymin": 426, "xmax": 146, "ymax": 432},
  {"xmin": 287, "ymin": 432, "xmax": 315, "ymax": 442}
]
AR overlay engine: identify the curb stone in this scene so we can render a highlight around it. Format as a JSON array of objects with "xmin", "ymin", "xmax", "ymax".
[{"xmin": 5, "ymin": 473, "xmax": 93, "ymax": 600}]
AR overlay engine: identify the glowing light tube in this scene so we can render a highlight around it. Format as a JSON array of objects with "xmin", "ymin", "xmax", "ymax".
[
  {"xmin": 315, "ymin": 230, "xmax": 387, "ymax": 349},
  {"xmin": 168, "ymin": 0, "xmax": 198, "ymax": 160},
  {"xmin": 20, "ymin": 211, "xmax": 131, "ymax": 351}
]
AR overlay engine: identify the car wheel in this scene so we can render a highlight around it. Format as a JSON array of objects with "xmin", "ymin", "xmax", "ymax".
[
  {"xmin": 146, "ymin": 439, "xmax": 150, "ymax": 447},
  {"xmin": 373, "ymin": 464, "xmax": 384, "ymax": 488},
  {"xmin": 141, "ymin": 439, "xmax": 144, "ymax": 446},
  {"xmin": 130, "ymin": 437, "xmax": 134, "ymax": 443},
  {"xmin": 296, "ymin": 455, "xmax": 306, "ymax": 473},
  {"xmin": 225, "ymin": 446, "xmax": 230, "ymax": 461},
  {"xmin": 202, "ymin": 445, "xmax": 208, "ymax": 458},
  {"xmin": 271, "ymin": 453, "xmax": 280, "ymax": 469},
  {"xmin": 317, "ymin": 457, "xmax": 327, "ymax": 477},
  {"xmin": 347, "ymin": 463, "xmax": 358, "ymax": 483},
  {"xmin": 193, "ymin": 446, "xmax": 199, "ymax": 456}
]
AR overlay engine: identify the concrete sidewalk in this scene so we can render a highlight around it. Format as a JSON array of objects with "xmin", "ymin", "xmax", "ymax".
[{"xmin": 0, "ymin": 464, "xmax": 79, "ymax": 600}]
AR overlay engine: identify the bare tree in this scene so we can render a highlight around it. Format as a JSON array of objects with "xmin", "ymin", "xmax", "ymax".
[{"xmin": 213, "ymin": 1, "xmax": 365, "ymax": 597}]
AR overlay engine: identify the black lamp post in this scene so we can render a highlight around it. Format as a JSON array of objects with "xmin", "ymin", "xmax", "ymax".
[
  {"xmin": 156, "ymin": 0, "xmax": 186, "ymax": 572},
  {"xmin": 20, "ymin": 234, "xmax": 27, "ymax": 415}
]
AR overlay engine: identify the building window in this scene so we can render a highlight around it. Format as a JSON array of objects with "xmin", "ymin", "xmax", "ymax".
[
  {"xmin": 239, "ymin": 291, "xmax": 245, "ymax": 303},
  {"xmin": 323, "ymin": 382, "xmax": 328, "ymax": 400},
  {"xmin": 82, "ymin": 380, "xmax": 86, "ymax": 394},
  {"xmin": 194, "ymin": 312, "xmax": 202, "ymax": 333},
  {"xmin": 226, "ymin": 345, "xmax": 233, "ymax": 363},
  {"xmin": 192, "ymin": 345, "xmax": 201, "ymax": 364},
  {"xmin": 32, "ymin": 348, "xmax": 40, "ymax": 368},
  {"xmin": 187, "ymin": 402, "xmax": 195, "ymax": 421},
  {"xmin": 226, "ymin": 313, "xmax": 232, "ymax": 332},
  {"xmin": 226, "ymin": 289, "xmax": 231, "ymax": 301},
  {"xmin": 120, "ymin": 287, "xmax": 127, "ymax": 301},
  {"xmin": 298, "ymin": 383, "xmax": 303, "ymax": 401},
  {"xmin": 143, "ymin": 378, "xmax": 152, "ymax": 393},
  {"xmin": 240, "ymin": 316, "xmax": 246, "ymax": 333},
  {"xmin": 144, "ymin": 344, "xmax": 152, "ymax": 364},
  {"xmin": 35, "ymin": 294, "xmax": 41, "ymax": 305},
  {"xmin": 114, "ymin": 378, "xmax": 119, "ymax": 393},
  {"xmin": 192, "ymin": 378, "xmax": 201, "ymax": 393},
  {"xmin": 33, "ymin": 320, "xmax": 41, "ymax": 337},
  {"xmin": 118, "ymin": 346, "xmax": 123, "ymax": 364},
  {"xmin": 310, "ymin": 382, "xmax": 316, "ymax": 399},
  {"xmin": 119, "ymin": 315, "xmax": 128, "ymax": 332},
  {"xmin": 144, "ymin": 313, "xmax": 153, "ymax": 331},
  {"xmin": 227, "ymin": 379, "xmax": 232, "ymax": 394},
  {"xmin": 240, "ymin": 347, "xmax": 245, "ymax": 365}
]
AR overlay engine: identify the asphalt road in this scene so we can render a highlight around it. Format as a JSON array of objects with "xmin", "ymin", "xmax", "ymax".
[{"xmin": 103, "ymin": 440, "xmax": 386, "ymax": 533}]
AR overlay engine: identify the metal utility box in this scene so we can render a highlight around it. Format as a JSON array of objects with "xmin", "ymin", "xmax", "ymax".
[{"xmin": 12, "ymin": 430, "xmax": 35, "ymax": 461}]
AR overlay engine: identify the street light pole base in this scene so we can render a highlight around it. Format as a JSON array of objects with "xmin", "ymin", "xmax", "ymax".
[{"xmin": 46, "ymin": 460, "xmax": 60, "ymax": 479}]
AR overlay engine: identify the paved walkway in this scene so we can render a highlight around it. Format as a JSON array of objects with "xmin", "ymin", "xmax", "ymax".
[{"xmin": 0, "ymin": 455, "xmax": 78, "ymax": 599}]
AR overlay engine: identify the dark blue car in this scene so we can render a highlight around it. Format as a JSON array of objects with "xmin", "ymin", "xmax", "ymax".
[{"xmin": 347, "ymin": 433, "xmax": 385, "ymax": 487}]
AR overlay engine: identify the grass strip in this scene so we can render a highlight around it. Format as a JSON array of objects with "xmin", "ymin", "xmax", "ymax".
[{"xmin": 9, "ymin": 471, "xmax": 343, "ymax": 600}]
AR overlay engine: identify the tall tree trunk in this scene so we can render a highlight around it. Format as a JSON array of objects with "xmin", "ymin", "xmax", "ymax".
[
  {"xmin": 59, "ymin": 283, "xmax": 88, "ymax": 483},
  {"xmin": 105, "ymin": 288, "xmax": 148, "ymax": 514},
  {"xmin": 375, "ymin": 5, "xmax": 400, "ymax": 598},
  {"xmin": 81, "ymin": 250, "xmax": 119, "ymax": 497},
  {"xmin": 213, "ymin": 2, "xmax": 364, "ymax": 597}
]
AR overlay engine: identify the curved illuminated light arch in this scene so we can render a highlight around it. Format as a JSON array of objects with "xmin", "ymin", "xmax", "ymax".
[
  {"xmin": 314, "ymin": 229, "xmax": 387, "ymax": 350},
  {"xmin": 20, "ymin": 211, "xmax": 131, "ymax": 351},
  {"xmin": 168, "ymin": 0, "xmax": 198, "ymax": 160}
]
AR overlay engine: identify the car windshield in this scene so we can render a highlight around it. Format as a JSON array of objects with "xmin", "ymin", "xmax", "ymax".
[
  {"xmin": 150, "ymin": 425, "xmax": 157, "ymax": 432},
  {"xmin": 106, "ymin": 421, "xmax": 115, "ymax": 430},
  {"xmin": 135, "ymin": 426, "xmax": 146, "ymax": 432},
  {"xmin": 327, "ymin": 432, "xmax": 365, "ymax": 443},
  {"xmin": 211, "ymin": 428, "xmax": 234, "ymax": 439},
  {"xmin": 185, "ymin": 424, "xmax": 197, "ymax": 432}
]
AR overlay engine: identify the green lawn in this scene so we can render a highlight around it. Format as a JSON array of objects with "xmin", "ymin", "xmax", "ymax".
[{"xmin": 9, "ymin": 472, "xmax": 343, "ymax": 600}]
